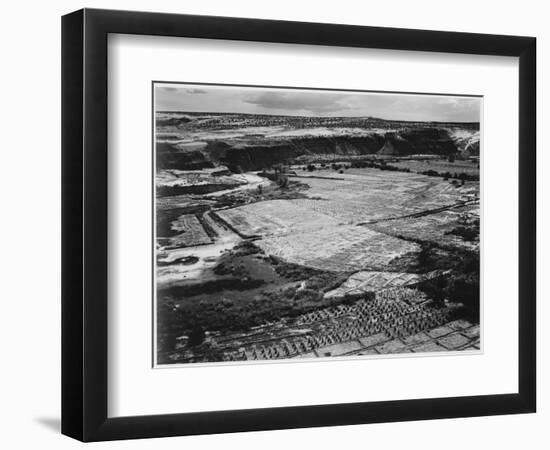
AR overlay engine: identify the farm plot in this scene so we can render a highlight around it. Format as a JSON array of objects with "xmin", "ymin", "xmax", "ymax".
[
  {"xmin": 256, "ymin": 225, "xmax": 419, "ymax": 272},
  {"xmin": 215, "ymin": 199, "xmax": 341, "ymax": 237},
  {"xmin": 182, "ymin": 287, "xmax": 471, "ymax": 363},
  {"xmin": 289, "ymin": 169, "xmax": 478, "ymax": 223},
  {"xmin": 168, "ymin": 214, "xmax": 212, "ymax": 247},
  {"xmin": 367, "ymin": 204, "xmax": 480, "ymax": 249},
  {"xmin": 324, "ymin": 270, "xmax": 446, "ymax": 299}
]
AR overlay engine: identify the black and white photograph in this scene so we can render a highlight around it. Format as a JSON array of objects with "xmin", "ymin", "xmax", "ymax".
[{"xmin": 154, "ymin": 83, "xmax": 482, "ymax": 365}]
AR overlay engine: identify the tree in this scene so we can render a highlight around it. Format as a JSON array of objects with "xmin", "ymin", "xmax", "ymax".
[{"xmin": 277, "ymin": 174, "xmax": 289, "ymax": 188}]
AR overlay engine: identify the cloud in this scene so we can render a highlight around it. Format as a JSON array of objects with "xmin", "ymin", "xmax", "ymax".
[
  {"xmin": 186, "ymin": 88, "xmax": 208, "ymax": 94},
  {"xmin": 155, "ymin": 83, "xmax": 480, "ymax": 122},
  {"xmin": 159, "ymin": 86, "xmax": 208, "ymax": 94},
  {"xmin": 243, "ymin": 91, "xmax": 350, "ymax": 114}
]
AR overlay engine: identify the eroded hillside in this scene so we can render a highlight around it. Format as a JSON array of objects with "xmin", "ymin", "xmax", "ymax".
[{"xmin": 156, "ymin": 112, "xmax": 480, "ymax": 171}]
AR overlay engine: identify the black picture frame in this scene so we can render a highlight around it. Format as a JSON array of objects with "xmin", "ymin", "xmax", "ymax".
[{"xmin": 62, "ymin": 8, "xmax": 536, "ymax": 442}]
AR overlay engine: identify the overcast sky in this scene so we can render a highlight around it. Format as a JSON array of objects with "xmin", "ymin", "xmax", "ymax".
[{"xmin": 155, "ymin": 83, "xmax": 481, "ymax": 122}]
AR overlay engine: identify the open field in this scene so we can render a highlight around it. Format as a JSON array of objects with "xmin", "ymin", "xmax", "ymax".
[
  {"xmin": 215, "ymin": 199, "xmax": 341, "ymax": 237},
  {"xmin": 390, "ymin": 158, "xmax": 480, "ymax": 176},
  {"xmin": 288, "ymin": 169, "xmax": 478, "ymax": 223},
  {"xmin": 367, "ymin": 205, "xmax": 480, "ymax": 250},
  {"xmin": 216, "ymin": 169, "xmax": 478, "ymax": 228},
  {"xmin": 256, "ymin": 224, "xmax": 418, "ymax": 272}
]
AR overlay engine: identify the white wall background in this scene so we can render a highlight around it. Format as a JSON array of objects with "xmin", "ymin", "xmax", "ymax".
[{"xmin": 0, "ymin": 0, "xmax": 546, "ymax": 448}]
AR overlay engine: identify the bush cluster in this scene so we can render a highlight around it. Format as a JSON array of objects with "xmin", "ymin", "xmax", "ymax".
[{"xmin": 417, "ymin": 247, "xmax": 480, "ymax": 321}]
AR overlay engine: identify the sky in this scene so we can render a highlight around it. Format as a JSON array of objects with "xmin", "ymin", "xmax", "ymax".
[{"xmin": 155, "ymin": 83, "xmax": 481, "ymax": 122}]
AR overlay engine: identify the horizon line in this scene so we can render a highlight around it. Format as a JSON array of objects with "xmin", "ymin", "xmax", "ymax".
[{"xmin": 155, "ymin": 110, "xmax": 480, "ymax": 125}]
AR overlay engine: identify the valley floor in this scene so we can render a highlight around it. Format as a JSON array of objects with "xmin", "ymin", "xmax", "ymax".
[{"xmin": 155, "ymin": 164, "xmax": 480, "ymax": 364}]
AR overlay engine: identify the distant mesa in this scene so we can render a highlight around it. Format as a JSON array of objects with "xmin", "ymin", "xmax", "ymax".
[{"xmin": 155, "ymin": 112, "xmax": 480, "ymax": 172}]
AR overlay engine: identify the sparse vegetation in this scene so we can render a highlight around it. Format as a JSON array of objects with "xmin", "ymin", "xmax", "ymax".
[{"xmin": 416, "ymin": 244, "xmax": 480, "ymax": 321}]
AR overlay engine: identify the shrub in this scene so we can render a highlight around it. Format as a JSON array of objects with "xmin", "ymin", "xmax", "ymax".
[
  {"xmin": 188, "ymin": 327, "xmax": 205, "ymax": 346},
  {"xmin": 293, "ymin": 288, "xmax": 323, "ymax": 303},
  {"xmin": 417, "ymin": 250, "xmax": 480, "ymax": 321},
  {"xmin": 227, "ymin": 164, "xmax": 243, "ymax": 174},
  {"xmin": 283, "ymin": 286, "xmax": 297, "ymax": 299},
  {"xmin": 422, "ymin": 169, "xmax": 440, "ymax": 177},
  {"xmin": 446, "ymin": 225, "xmax": 479, "ymax": 242}
]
